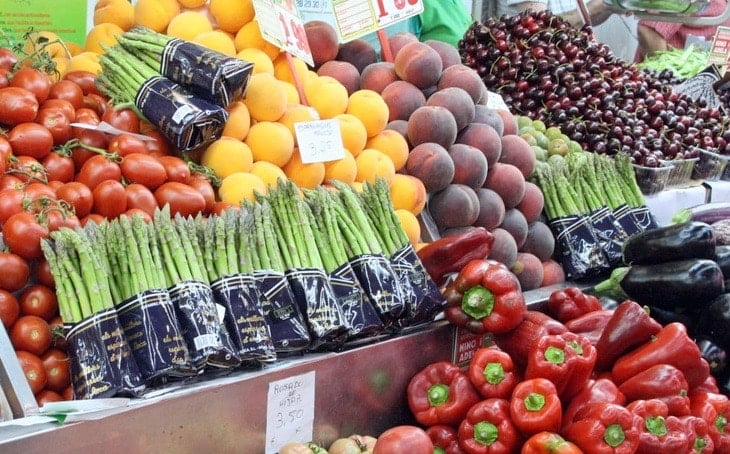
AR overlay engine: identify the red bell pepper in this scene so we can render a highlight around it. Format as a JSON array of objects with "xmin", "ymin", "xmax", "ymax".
[
  {"xmin": 427, "ymin": 424, "xmax": 464, "ymax": 454},
  {"xmin": 626, "ymin": 399, "xmax": 692, "ymax": 453},
  {"xmin": 562, "ymin": 402, "xmax": 642, "ymax": 454},
  {"xmin": 524, "ymin": 333, "xmax": 594, "ymax": 400},
  {"xmin": 417, "ymin": 227, "xmax": 494, "ymax": 286},
  {"xmin": 494, "ymin": 310, "xmax": 567, "ymax": 370},
  {"xmin": 561, "ymin": 378, "xmax": 626, "ymax": 431},
  {"xmin": 443, "ymin": 259, "xmax": 526, "ymax": 335},
  {"xmin": 690, "ymin": 390, "xmax": 730, "ymax": 452},
  {"xmin": 547, "ymin": 286, "xmax": 602, "ymax": 323},
  {"xmin": 509, "ymin": 378, "xmax": 562, "ymax": 436},
  {"xmin": 611, "ymin": 322, "xmax": 710, "ymax": 388},
  {"xmin": 467, "ymin": 346, "xmax": 519, "ymax": 400},
  {"xmin": 407, "ymin": 361, "xmax": 481, "ymax": 427},
  {"xmin": 678, "ymin": 415, "xmax": 715, "ymax": 454},
  {"xmin": 457, "ymin": 398, "xmax": 521, "ymax": 454},
  {"xmin": 594, "ymin": 300, "xmax": 662, "ymax": 371},
  {"xmin": 617, "ymin": 363, "xmax": 689, "ymax": 403},
  {"xmin": 564, "ymin": 310, "xmax": 614, "ymax": 346},
  {"xmin": 692, "ymin": 373, "xmax": 720, "ymax": 395},
  {"xmin": 520, "ymin": 432, "xmax": 583, "ymax": 454},
  {"xmin": 560, "ymin": 332, "xmax": 597, "ymax": 401}
]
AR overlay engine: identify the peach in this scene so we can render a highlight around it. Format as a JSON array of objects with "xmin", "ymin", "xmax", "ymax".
[
  {"xmin": 426, "ymin": 87, "xmax": 476, "ymax": 131},
  {"xmin": 385, "ymin": 120, "xmax": 409, "ymax": 140},
  {"xmin": 405, "ymin": 142, "xmax": 454, "ymax": 193},
  {"xmin": 317, "ymin": 60, "xmax": 360, "ymax": 95},
  {"xmin": 304, "ymin": 20, "xmax": 340, "ymax": 68},
  {"xmin": 474, "ymin": 105, "xmax": 504, "ymax": 136},
  {"xmin": 497, "ymin": 109, "xmax": 519, "ymax": 136},
  {"xmin": 407, "ymin": 105, "xmax": 458, "ymax": 149},
  {"xmin": 437, "ymin": 64, "xmax": 484, "ymax": 104},
  {"xmin": 424, "ymin": 40, "xmax": 462, "ymax": 69},
  {"xmin": 360, "ymin": 61, "xmax": 398, "ymax": 94},
  {"xmin": 337, "ymin": 39, "xmax": 378, "ymax": 73},
  {"xmin": 428, "ymin": 184, "xmax": 480, "ymax": 231},
  {"xmin": 456, "ymin": 122, "xmax": 502, "ymax": 167},
  {"xmin": 394, "ymin": 41, "xmax": 443, "ymax": 89},
  {"xmin": 387, "ymin": 32, "xmax": 419, "ymax": 59},
  {"xmin": 381, "ymin": 80, "xmax": 426, "ymax": 122},
  {"xmin": 448, "ymin": 143, "xmax": 488, "ymax": 189}
]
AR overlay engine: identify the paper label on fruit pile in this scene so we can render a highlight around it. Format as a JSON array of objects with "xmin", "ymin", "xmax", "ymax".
[
  {"xmin": 295, "ymin": 119, "xmax": 345, "ymax": 163},
  {"xmin": 485, "ymin": 91, "xmax": 511, "ymax": 112},
  {"xmin": 330, "ymin": 0, "xmax": 424, "ymax": 42},
  {"xmin": 252, "ymin": 0, "xmax": 315, "ymax": 67}
]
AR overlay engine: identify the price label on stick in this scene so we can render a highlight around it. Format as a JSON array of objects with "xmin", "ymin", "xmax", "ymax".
[
  {"xmin": 252, "ymin": 0, "xmax": 315, "ymax": 66},
  {"xmin": 295, "ymin": 119, "xmax": 345, "ymax": 163},
  {"xmin": 330, "ymin": 0, "xmax": 423, "ymax": 42},
  {"xmin": 265, "ymin": 371, "xmax": 316, "ymax": 454}
]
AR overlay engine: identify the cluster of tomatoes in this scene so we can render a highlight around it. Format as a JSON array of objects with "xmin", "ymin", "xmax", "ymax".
[{"xmin": 0, "ymin": 46, "xmax": 222, "ymax": 405}]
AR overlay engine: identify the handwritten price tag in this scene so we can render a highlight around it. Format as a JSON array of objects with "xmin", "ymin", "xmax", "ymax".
[
  {"xmin": 265, "ymin": 371, "xmax": 316, "ymax": 454},
  {"xmin": 331, "ymin": 0, "xmax": 423, "ymax": 42},
  {"xmin": 295, "ymin": 119, "xmax": 345, "ymax": 163},
  {"xmin": 252, "ymin": 0, "xmax": 315, "ymax": 67},
  {"xmin": 371, "ymin": 0, "xmax": 423, "ymax": 28}
]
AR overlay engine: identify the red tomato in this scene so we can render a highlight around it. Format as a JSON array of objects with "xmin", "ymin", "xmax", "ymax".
[
  {"xmin": 34, "ymin": 258, "xmax": 55, "ymax": 289},
  {"xmin": 0, "ymin": 187, "xmax": 26, "ymax": 224},
  {"xmin": 81, "ymin": 93, "xmax": 108, "ymax": 117},
  {"xmin": 9, "ymin": 155, "xmax": 46, "ymax": 184},
  {"xmin": 61, "ymin": 385, "xmax": 73, "ymax": 401},
  {"xmin": 0, "ymin": 86, "xmax": 39, "ymax": 126},
  {"xmin": 63, "ymin": 70, "xmax": 102, "ymax": 96},
  {"xmin": 0, "ymin": 47, "xmax": 18, "ymax": 71},
  {"xmin": 108, "ymin": 133, "xmax": 149, "ymax": 157},
  {"xmin": 19, "ymin": 284, "xmax": 58, "ymax": 321},
  {"xmin": 188, "ymin": 174, "xmax": 216, "ymax": 214},
  {"xmin": 373, "ymin": 426, "xmax": 434, "ymax": 454},
  {"xmin": 36, "ymin": 389, "xmax": 64, "ymax": 406},
  {"xmin": 16, "ymin": 350, "xmax": 47, "ymax": 395},
  {"xmin": 48, "ymin": 316, "xmax": 65, "ymax": 350},
  {"xmin": 0, "ymin": 251, "xmax": 30, "ymax": 291},
  {"xmin": 211, "ymin": 201, "xmax": 239, "ymax": 215},
  {"xmin": 154, "ymin": 182, "xmax": 206, "ymax": 217},
  {"xmin": 0, "ymin": 68, "xmax": 9, "ymax": 89},
  {"xmin": 8, "ymin": 122, "xmax": 54, "ymax": 159},
  {"xmin": 35, "ymin": 108, "xmax": 72, "ymax": 145},
  {"xmin": 56, "ymin": 181, "xmax": 94, "ymax": 218},
  {"xmin": 10, "ymin": 315, "xmax": 52, "ymax": 356},
  {"xmin": 120, "ymin": 153, "xmax": 167, "ymax": 190},
  {"xmin": 143, "ymin": 129, "xmax": 173, "ymax": 157},
  {"xmin": 0, "ymin": 175, "xmax": 23, "ymax": 191},
  {"xmin": 45, "ymin": 207, "xmax": 81, "ymax": 232},
  {"xmin": 73, "ymin": 106, "xmax": 100, "ymax": 126},
  {"xmin": 10, "ymin": 67, "xmax": 52, "ymax": 103},
  {"xmin": 42, "ymin": 151, "xmax": 75, "ymax": 183},
  {"xmin": 80, "ymin": 213, "xmax": 106, "ymax": 226},
  {"xmin": 125, "ymin": 183, "xmax": 158, "ymax": 218},
  {"xmin": 70, "ymin": 129, "xmax": 108, "ymax": 169},
  {"xmin": 39, "ymin": 98, "xmax": 75, "ymax": 122},
  {"xmin": 40, "ymin": 348, "xmax": 70, "ymax": 393},
  {"xmin": 47, "ymin": 180, "xmax": 63, "ymax": 193},
  {"xmin": 24, "ymin": 181, "xmax": 57, "ymax": 202},
  {"xmin": 0, "ymin": 136, "xmax": 12, "ymax": 164},
  {"xmin": 47, "ymin": 79, "xmax": 83, "ymax": 109},
  {"xmin": 157, "ymin": 155, "xmax": 191, "ymax": 183},
  {"xmin": 102, "ymin": 106, "xmax": 140, "ymax": 133},
  {"xmin": 92, "ymin": 179, "xmax": 126, "ymax": 218},
  {"xmin": 3, "ymin": 211, "xmax": 50, "ymax": 259},
  {"xmin": 123, "ymin": 208, "xmax": 153, "ymax": 223},
  {"xmin": 0, "ymin": 289, "xmax": 20, "ymax": 329},
  {"xmin": 75, "ymin": 154, "xmax": 122, "ymax": 189}
]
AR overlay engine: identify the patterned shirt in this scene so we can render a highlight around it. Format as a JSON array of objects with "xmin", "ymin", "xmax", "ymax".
[
  {"xmin": 639, "ymin": 0, "xmax": 730, "ymax": 50},
  {"xmin": 496, "ymin": 0, "xmax": 579, "ymax": 17}
]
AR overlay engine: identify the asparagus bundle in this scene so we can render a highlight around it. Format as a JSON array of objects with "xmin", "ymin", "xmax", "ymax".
[
  {"xmin": 118, "ymin": 26, "xmax": 253, "ymax": 107},
  {"xmin": 96, "ymin": 43, "xmax": 228, "ymax": 152},
  {"xmin": 41, "ymin": 226, "xmax": 144, "ymax": 398}
]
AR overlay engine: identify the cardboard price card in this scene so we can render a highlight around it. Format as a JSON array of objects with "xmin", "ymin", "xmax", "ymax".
[
  {"xmin": 331, "ymin": 0, "xmax": 423, "ymax": 42},
  {"xmin": 709, "ymin": 26, "xmax": 730, "ymax": 76},
  {"xmin": 252, "ymin": 0, "xmax": 315, "ymax": 67},
  {"xmin": 0, "ymin": 0, "xmax": 88, "ymax": 47}
]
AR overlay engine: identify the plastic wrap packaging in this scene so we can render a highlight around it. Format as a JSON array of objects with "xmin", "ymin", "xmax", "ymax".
[
  {"xmin": 348, "ymin": 253, "xmax": 407, "ymax": 329},
  {"xmin": 588, "ymin": 207, "xmax": 629, "ymax": 267},
  {"xmin": 65, "ymin": 308, "xmax": 144, "ymax": 399},
  {"xmin": 285, "ymin": 268, "xmax": 350, "ymax": 351},
  {"xmin": 389, "ymin": 243, "xmax": 446, "ymax": 327},
  {"xmin": 116, "ymin": 288, "xmax": 194, "ymax": 383},
  {"xmin": 630, "ymin": 205, "xmax": 659, "ymax": 231},
  {"xmin": 134, "ymin": 76, "xmax": 228, "ymax": 152},
  {"xmin": 612, "ymin": 204, "xmax": 645, "ymax": 237},
  {"xmin": 549, "ymin": 215, "xmax": 610, "ymax": 280},
  {"xmin": 328, "ymin": 262, "xmax": 384, "ymax": 340},
  {"xmin": 168, "ymin": 280, "xmax": 240, "ymax": 370},
  {"xmin": 210, "ymin": 274, "xmax": 276, "ymax": 365},
  {"xmin": 254, "ymin": 269, "xmax": 311, "ymax": 354}
]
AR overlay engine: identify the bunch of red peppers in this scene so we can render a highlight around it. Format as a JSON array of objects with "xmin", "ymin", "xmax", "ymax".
[{"xmin": 407, "ymin": 284, "xmax": 730, "ymax": 453}]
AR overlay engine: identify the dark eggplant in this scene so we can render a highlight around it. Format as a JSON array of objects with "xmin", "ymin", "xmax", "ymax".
[
  {"xmin": 696, "ymin": 293, "xmax": 730, "ymax": 351},
  {"xmin": 622, "ymin": 221, "xmax": 716, "ymax": 265},
  {"xmin": 714, "ymin": 245, "xmax": 730, "ymax": 278},
  {"xmin": 646, "ymin": 304, "xmax": 699, "ymax": 332},
  {"xmin": 696, "ymin": 336, "xmax": 727, "ymax": 379},
  {"xmin": 593, "ymin": 259, "xmax": 725, "ymax": 310},
  {"xmin": 672, "ymin": 202, "xmax": 730, "ymax": 225}
]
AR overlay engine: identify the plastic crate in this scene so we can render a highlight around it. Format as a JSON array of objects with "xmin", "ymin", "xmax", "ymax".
[
  {"xmin": 692, "ymin": 149, "xmax": 730, "ymax": 181},
  {"xmin": 632, "ymin": 163, "xmax": 672, "ymax": 195},
  {"xmin": 660, "ymin": 157, "xmax": 699, "ymax": 187}
]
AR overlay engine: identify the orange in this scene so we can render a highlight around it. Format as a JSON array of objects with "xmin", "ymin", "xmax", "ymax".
[
  {"xmin": 346, "ymin": 89, "xmax": 389, "ymax": 138},
  {"xmin": 192, "ymin": 30, "xmax": 237, "ymax": 57},
  {"xmin": 282, "ymin": 148, "xmax": 325, "ymax": 189},
  {"xmin": 222, "ymin": 101, "xmax": 251, "ymax": 141},
  {"xmin": 93, "ymin": 0, "xmax": 135, "ymax": 31},
  {"xmin": 134, "ymin": 0, "xmax": 181, "ymax": 33},
  {"xmin": 200, "ymin": 136, "xmax": 253, "ymax": 179},
  {"xmin": 218, "ymin": 172, "xmax": 268, "ymax": 205},
  {"xmin": 324, "ymin": 149, "xmax": 357, "ymax": 185},
  {"xmin": 304, "ymin": 75, "xmax": 349, "ymax": 120},
  {"xmin": 389, "ymin": 173, "xmax": 427, "ymax": 215},
  {"xmin": 355, "ymin": 148, "xmax": 396, "ymax": 186},
  {"xmin": 84, "ymin": 23, "xmax": 125, "ymax": 54},
  {"xmin": 166, "ymin": 11, "xmax": 213, "ymax": 41},
  {"xmin": 245, "ymin": 121, "xmax": 294, "ymax": 167},
  {"xmin": 334, "ymin": 113, "xmax": 368, "ymax": 157},
  {"xmin": 236, "ymin": 47, "xmax": 274, "ymax": 75},
  {"xmin": 365, "ymin": 129, "xmax": 409, "ymax": 171},
  {"xmin": 209, "ymin": 0, "xmax": 255, "ymax": 34},
  {"xmin": 243, "ymin": 73, "xmax": 288, "ymax": 122},
  {"xmin": 234, "ymin": 20, "xmax": 281, "ymax": 60},
  {"xmin": 395, "ymin": 209, "xmax": 421, "ymax": 246}
]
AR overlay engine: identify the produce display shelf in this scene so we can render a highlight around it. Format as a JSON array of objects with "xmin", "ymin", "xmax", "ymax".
[{"xmin": 0, "ymin": 283, "xmax": 585, "ymax": 452}]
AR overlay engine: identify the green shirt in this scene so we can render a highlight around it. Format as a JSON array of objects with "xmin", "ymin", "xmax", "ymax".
[{"xmin": 418, "ymin": 0, "xmax": 473, "ymax": 47}]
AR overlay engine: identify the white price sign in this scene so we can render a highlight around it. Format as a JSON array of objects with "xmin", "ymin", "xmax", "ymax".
[
  {"xmin": 295, "ymin": 119, "xmax": 345, "ymax": 163},
  {"xmin": 265, "ymin": 371, "xmax": 316, "ymax": 454},
  {"xmin": 252, "ymin": 0, "xmax": 315, "ymax": 67},
  {"xmin": 331, "ymin": 0, "xmax": 423, "ymax": 42}
]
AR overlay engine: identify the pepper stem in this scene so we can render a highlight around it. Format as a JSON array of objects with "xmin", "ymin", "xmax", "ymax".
[
  {"xmin": 484, "ymin": 362, "xmax": 505, "ymax": 385},
  {"xmin": 434, "ymin": 448, "xmax": 446, "ymax": 454},
  {"xmin": 472, "ymin": 421, "xmax": 499, "ymax": 446},
  {"xmin": 715, "ymin": 415, "xmax": 728, "ymax": 434},
  {"xmin": 524, "ymin": 392, "xmax": 546, "ymax": 412},
  {"xmin": 461, "ymin": 285, "xmax": 495, "ymax": 320},
  {"xmin": 543, "ymin": 346, "xmax": 566, "ymax": 365},
  {"xmin": 427, "ymin": 383, "xmax": 450, "ymax": 408},
  {"xmin": 645, "ymin": 416, "xmax": 668, "ymax": 436},
  {"xmin": 592, "ymin": 266, "xmax": 629, "ymax": 297},
  {"xmin": 566, "ymin": 339, "xmax": 583, "ymax": 356},
  {"xmin": 604, "ymin": 423, "xmax": 626, "ymax": 447}
]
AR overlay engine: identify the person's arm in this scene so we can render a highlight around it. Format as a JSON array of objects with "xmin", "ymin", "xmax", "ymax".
[
  {"xmin": 509, "ymin": 0, "xmax": 614, "ymax": 26},
  {"xmin": 637, "ymin": 23, "xmax": 669, "ymax": 58}
]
